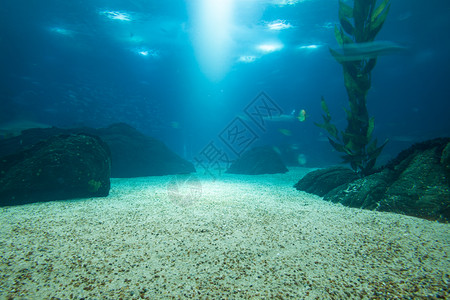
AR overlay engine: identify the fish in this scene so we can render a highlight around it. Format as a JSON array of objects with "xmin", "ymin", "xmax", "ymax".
[
  {"xmin": 170, "ymin": 121, "xmax": 180, "ymax": 129},
  {"xmin": 263, "ymin": 109, "xmax": 307, "ymax": 123},
  {"xmin": 278, "ymin": 128, "xmax": 292, "ymax": 136},
  {"xmin": 298, "ymin": 109, "xmax": 307, "ymax": 122},
  {"xmin": 297, "ymin": 154, "xmax": 307, "ymax": 166},
  {"xmin": 263, "ymin": 114, "xmax": 298, "ymax": 122},
  {"xmin": 331, "ymin": 40, "xmax": 407, "ymax": 61},
  {"xmin": 272, "ymin": 146, "xmax": 282, "ymax": 155}
]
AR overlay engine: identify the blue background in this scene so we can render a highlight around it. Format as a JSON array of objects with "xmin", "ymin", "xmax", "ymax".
[{"xmin": 1, "ymin": 0, "xmax": 449, "ymax": 167}]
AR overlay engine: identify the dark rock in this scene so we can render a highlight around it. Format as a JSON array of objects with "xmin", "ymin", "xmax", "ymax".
[
  {"xmin": 226, "ymin": 146, "xmax": 288, "ymax": 175},
  {"xmin": 295, "ymin": 138, "xmax": 450, "ymax": 222},
  {"xmin": 325, "ymin": 170, "xmax": 392, "ymax": 210},
  {"xmin": 441, "ymin": 142, "xmax": 450, "ymax": 170},
  {"xmin": 96, "ymin": 123, "xmax": 195, "ymax": 177},
  {"xmin": 0, "ymin": 123, "xmax": 195, "ymax": 178},
  {"xmin": 0, "ymin": 126, "xmax": 72, "ymax": 158},
  {"xmin": 384, "ymin": 137, "xmax": 450, "ymax": 171},
  {"xmin": 293, "ymin": 166, "xmax": 359, "ymax": 197},
  {"xmin": 0, "ymin": 134, "xmax": 111, "ymax": 206},
  {"xmin": 374, "ymin": 145, "xmax": 450, "ymax": 221}
]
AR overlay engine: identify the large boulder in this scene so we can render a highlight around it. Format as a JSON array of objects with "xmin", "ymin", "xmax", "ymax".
[
  {"xmin": 0, "ymin": 123, "xmax": 195, "ymax": 178},
  {"xmin": 293, "ymin": 166, "xmax": 359, "ymax": 197},
  {"xmin": 324, "ymin": 171, "xmax": 393, "ymax": 210},
  {"xmin": 226, "ymin": 146, "xmax": 288, "ymax": 175},
  {"xmin": 95, "ymin": 123, "xmax": 195, "ymax": 177},
  {"xmin": 295, "ymin": 138, "xmax": 450, "ymax": 222},
  {"xmin": 0, "ymin": 134, "xmax": 111, "ymax": 206}
]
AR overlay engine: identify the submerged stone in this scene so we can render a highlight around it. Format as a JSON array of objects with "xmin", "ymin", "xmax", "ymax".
[
  {"xmin": 293, "ymin": 166, "xmax": 359, "ymax": 197},
  {"xmin": 0, "ymin": 123, "xmax": 195, "ymax": 178},
  {"xmin": 94, "ymin": 123, "xmax": 195, "ymax": 177},
  {"xmin": 295, "ymin": 138, "xmax": 450, "ymax": 222},
  {"xmin": 0, "ymin": 134, "xmax": 111, "ymax": 206},
  {"xmin": 226, "ymin": 146, "xmax": 288, "ymax": 175}
]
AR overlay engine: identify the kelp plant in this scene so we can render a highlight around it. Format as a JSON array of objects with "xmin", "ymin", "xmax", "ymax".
[{"xmin": 316, "ymin": 0, "xmax": 390, "ymax": 176}]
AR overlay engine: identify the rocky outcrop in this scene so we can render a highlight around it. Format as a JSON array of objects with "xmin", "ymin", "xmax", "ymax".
[
  {"xmin": 0, "ymin": 134, "xmax": 111, "ymax": 206},
  {"xmin": 0, "ymin": 123, "xmax": 195, "ymax": 178},
  {"xmin": 293, "ymin": 166, "xmax": 359, "ymax": 197},
  {"xmin": 295, "ymin": 138, "xmax": 450, "ymax": 222},
  {"xmin": 226, "ymin": 146, "xmax": 288, "ymax": 175},
  {"xmin": 95, "ymin": 123, "xmax": 195, "ymax": 177}
]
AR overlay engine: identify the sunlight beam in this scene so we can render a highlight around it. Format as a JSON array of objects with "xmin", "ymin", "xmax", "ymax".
[{"xmin": 189, "ymin": 0, "xmax": 235, "ymax": 81}]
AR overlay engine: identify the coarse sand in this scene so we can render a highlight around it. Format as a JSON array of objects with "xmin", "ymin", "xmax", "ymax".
[{"xmin": 1, "ymin": 167, "xmax": 449, "ymax": 299}]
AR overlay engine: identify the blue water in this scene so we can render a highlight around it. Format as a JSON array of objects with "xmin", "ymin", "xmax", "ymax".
[{"xmin": 1, "ymin": 0, "xmax": 449, "ymax": 167}]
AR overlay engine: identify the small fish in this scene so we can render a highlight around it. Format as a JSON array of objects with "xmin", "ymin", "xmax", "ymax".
[
  {"xmin": 279, "ymin": 128, "xmax": 292, "ymax": 136},
  {"xmin": 272, "ymin": 146, "xmax": 282, "ymax": 155},
  {"xmin": 297, "ymin": 109, "xmax": 307, "ymax": 122},
  {"xmin": 297, "ymin": 154, "xmax": 307, "ymax": 166},
  {"xmin": 290, "ymin": 143, "xmax": 300, "ymax": 150}
]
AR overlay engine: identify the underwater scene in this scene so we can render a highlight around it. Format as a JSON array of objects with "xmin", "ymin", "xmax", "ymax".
[{"xmin": 1, "ymin": 0, "xmax": 449, "ymax": 298}]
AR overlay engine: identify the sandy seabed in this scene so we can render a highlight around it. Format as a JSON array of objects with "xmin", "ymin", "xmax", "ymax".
[{"xmin": 0, "ymin": 167, "xmax": 449, "ymax": 300}]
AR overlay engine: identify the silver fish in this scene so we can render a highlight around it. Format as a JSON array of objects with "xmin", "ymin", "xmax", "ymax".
[{"xmin": 332, "ymin": 40, "xmax": 407, "ymax": 61}]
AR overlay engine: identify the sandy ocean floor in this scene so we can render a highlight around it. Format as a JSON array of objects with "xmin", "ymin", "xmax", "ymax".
[{"xmin": 1, "ymin": 167, "xmax": 449, "ymax": 299}]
